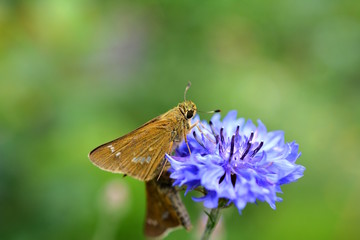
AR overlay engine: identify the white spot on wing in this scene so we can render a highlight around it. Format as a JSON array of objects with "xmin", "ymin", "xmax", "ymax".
[
  {"xmin": 132, "ymin": 157, "xmax": 151, "ymax": 164},
  {"xmin": 115, "ymin": 152, "xmax": 121, "ymax": 158},
  {"xmin": 108, "ymin": 145, "xmax": 115, "ymax": 153},
  {"xmin": 146, "ymin": 219, "xmax": 158, "ymax": 226}
]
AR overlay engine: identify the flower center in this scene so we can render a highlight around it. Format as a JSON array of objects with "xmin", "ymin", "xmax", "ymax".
[{"xmin": 194, "ymin": 122, "xmax": 265, "ymax": 163}]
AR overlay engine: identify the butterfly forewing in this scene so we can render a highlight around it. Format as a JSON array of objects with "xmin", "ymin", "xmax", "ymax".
[{"xmin": 89, "ymin": 114, "xmax": 176, "ymax": 181}]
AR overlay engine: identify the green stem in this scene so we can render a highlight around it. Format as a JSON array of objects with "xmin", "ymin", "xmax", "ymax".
[{"xmin": 201, "ymin": 208, "xmax": 221, "ymax": 240}]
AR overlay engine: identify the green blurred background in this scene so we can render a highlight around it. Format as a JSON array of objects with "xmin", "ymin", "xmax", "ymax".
[{"xmin": 1, "ymin": 0, "xmax": 359, "ymax": 239}]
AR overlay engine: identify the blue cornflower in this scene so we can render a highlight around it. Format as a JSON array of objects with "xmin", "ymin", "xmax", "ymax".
[{"xmin": 166, "ymin": 111, "xmax": 305, "ymax": 213}]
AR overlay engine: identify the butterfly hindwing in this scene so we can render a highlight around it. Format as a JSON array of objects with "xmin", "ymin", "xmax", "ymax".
[{"xmin": 144, "ymin": 172, "xmax": 192, "ymax": 238}]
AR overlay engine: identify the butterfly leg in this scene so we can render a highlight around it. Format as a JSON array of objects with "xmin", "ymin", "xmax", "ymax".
[
  {"xmin": 192, "ymin": 120, "xmax": 217, "ymax": 144},
  {"xmin": 196, "ymin": 122, "xmax": 216, "ymax": 144},
  {"xmin": 157, "ymin": 141, "xmax": 174, "ymax": 181},
  {"xmin": 189, "ymin": 120, "xmax": 199, "ymax": 130},
  {"xmin": 184, "ymin": 132, "xmax": 191, "ymax": 155},
  {"xmin": 189, "ymin": 120, "xmax": 217, "ymax": 145},
  {"xmin": 184, "ymin": 120, "xmax": 199, "ymax": 155}
]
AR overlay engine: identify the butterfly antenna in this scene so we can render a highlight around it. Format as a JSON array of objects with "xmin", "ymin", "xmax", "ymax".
[
  {"xmin": 198, "ymin": 109, "xmax": 221, "ymax": 114},
  {"xmin": 184, "ymin": 81, "xmax": 191, "ymax": 101}
]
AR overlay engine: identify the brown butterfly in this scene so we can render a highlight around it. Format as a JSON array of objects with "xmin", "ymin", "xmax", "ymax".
[
  {"xmin": 89, "ymin": 83, "xmax": 198, "ymax": 237},
  {"xmin": 89, "ymin": 83, "xmax": 197, "ymax": 181}
]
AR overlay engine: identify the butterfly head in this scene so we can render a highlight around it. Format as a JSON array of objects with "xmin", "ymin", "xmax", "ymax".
[{"xmin": 179, "ymin": 101, "xmax": 197, "ymax": 120}]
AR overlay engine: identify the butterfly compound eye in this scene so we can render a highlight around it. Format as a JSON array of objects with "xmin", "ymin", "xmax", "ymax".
[{"xmin": 186, "ymin": 110, "xmax": 194, "ymax": 119}]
